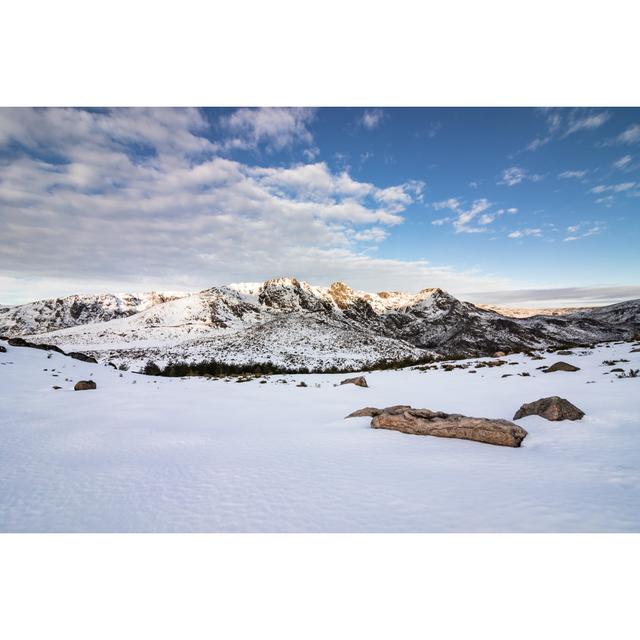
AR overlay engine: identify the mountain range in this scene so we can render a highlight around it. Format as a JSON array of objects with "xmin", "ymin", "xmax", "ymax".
[{"xmin": 1, "ymin": 277, "xmax": 639, "ymax": 371}]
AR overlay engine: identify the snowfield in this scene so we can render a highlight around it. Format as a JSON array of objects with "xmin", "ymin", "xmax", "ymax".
[{"xmin": 1, "ymin": 338, "xmax": 639, "ymax": 532}]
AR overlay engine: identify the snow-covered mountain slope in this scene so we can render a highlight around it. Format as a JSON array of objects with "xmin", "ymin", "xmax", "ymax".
[
  {"xmin": 0, "ymin": 291, "xmax": 187, "ymax": 336},
  {"xmin": 2, "ymin": 337, "xmax": 640, "ymax": 532},
  {"xmin": 5, "ymin": 277, "xmax": 640, "ymax": 369}
]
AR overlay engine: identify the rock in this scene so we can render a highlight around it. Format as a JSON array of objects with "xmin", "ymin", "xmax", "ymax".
[
  {"xmin": 544, "ymin": 361, "xmax": 580, "ymax": 373},
  {"xmin": 52, "ymin": 385, "xmax": 62, "ymax": 390},
  {"xmin": 296, "ymin": 381, "xmax": 308, "ymax": 387},
  {"xmin": 346, "ymin": 407, "xmax": 381, "ymax": 418},
  {"xmin": 513, "ymin": 396, "xmax": 584, "ymax": 421},
  {"xmin": 345, "ymin": 405, "xmax": 410, "ymax": 418},
  {"xmin": 7, "ymin": 337, "xmax": 65, "ymax": 354},
  {"xmin": 68, "ymin": 352, "xmax": 98, "ymax": 364},
  {"xmin": 493, "ymin": 351, "xmax": 507, "ymax": 357},
  {"xmin": 74, "ymin": 380, "xmax": 97, "ymax": 391},
  {"xmin": 556, "ymin": 350, "xmax": 575, "ymax": 355},
  {"xmin": 370, "ymin": 407, "xmax": 527, "ymax": 447},
  {"xmin": 340, "ymin": 376, "xmax": 368, "ymax": 388},
  {"xmin": 0, "ymin": 345, "xmax": 6, "ymax": 352},
  {"xmin": 631, "ymin": 348, "xmax": 640, "ymax": 353}
]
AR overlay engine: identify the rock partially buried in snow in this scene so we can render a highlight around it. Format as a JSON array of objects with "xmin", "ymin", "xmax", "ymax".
[
  {"xmin": 68, "ymin": 352, "xmax": 98, "ymax": 364},
  {"xmin": 513, "ymin": 396, "xmax": 584, "ymax": 422},
  {"xmin": 345, "ymin": 405, "xmax": 411, "ymax": 418},
  {"xmin": 544, "ymin": 361, "xmax": 580, "ymax": 373},
  {"xmin": 493, "ymin": 351, "xmax": 507, "ymax": 357},
  {"xmin": 74, "ymin": 380, "xmax": 97, "ymax": 391},
  {"xmin": 369, "ymin": 407, "xmax": 527, "ymax": 447},
  {"xmin": 340, "ymin": 376, "xmax": 368, "ymax": 388}
]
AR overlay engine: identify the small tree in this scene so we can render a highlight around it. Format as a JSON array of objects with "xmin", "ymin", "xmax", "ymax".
[{"xmin": 143, "ymin": 360, "xmax": 161, "ymax": 376}]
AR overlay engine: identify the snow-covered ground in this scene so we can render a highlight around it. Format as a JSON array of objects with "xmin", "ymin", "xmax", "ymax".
[{"xmin": 1, "ymin": 338, "xmax": 639, "ymax": 532}]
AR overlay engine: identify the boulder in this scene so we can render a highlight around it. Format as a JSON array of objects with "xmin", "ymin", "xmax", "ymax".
[
  {"xmin": 493, "ymin": 351, "xmax": 507, "ymax": 357},
  {"xmin": 0, "ymin": 345, "xmax": 6, "ymax": 353},
  {"xmin": 74, "ymin": 380, "xmax": 97, "ymax": 391},
  {"xmin": 513, "ymin": 396, "xmax": 584, "ymax": 421},
  {"xmin": 68, "ymin": 352, "xmax": 98, "ymax": 364},
  {"xmin": 345, "ymin": 405, "xmax": 410, "ymax": 418},
  {"xmin": 340, "ymin": 376, "xmax": 368, "ymax": 388},
  {"xmin": 544, "ymin": 361, "xmax": 580, "ymax": 373},
  {"xmin": 370, "ymin": 407, "xmax": 527, "ymax": 447}
]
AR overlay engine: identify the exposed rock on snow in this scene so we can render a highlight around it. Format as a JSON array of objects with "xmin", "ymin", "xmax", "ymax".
[
  {"xmin": 68, "ymin": 352, "xmax": 98, "ymax": 364},
  {"xmin": 370, "ymin": 407, "xmax": 528, "ymax": 447},
  {"xmin": 345, "ymin": 405, "xmax": 411, "ymax": 418},
  {"xmin": 513, "ymin": 396, "xmax": 585, "ymax": 421},
  {"xmin": 0, "ymin": 345, "xmax": 5, "ymax": 353},
  {"xmin": 7, "ymin": 337, "xmax": 65, "ymax": 354},
  {"xmin": 340, "ymin": 376, "xmax": 368, "ymax": 388},
  {"xmin": 545, "ymin": 361, "xmax": 580, "ymax": 373},
  {"xmin": 74, "ymin": 380, "xmax": 97, "ymax": 391}
]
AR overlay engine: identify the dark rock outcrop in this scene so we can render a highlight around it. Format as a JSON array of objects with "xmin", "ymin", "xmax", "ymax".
[
  {"xmin": 68, "ymin": 352, "xmax": 98, "ymax": 364},
  {"xmin": 7, "ymin": 337, "xmax": 65, "ymax": 354},
  {"xmin": 513, "ymin": 396, "xmax": 585, "ymax": 421},
  {"xmin": 544, "ymin": 361, "xmax": 580, "ymax": 373}
]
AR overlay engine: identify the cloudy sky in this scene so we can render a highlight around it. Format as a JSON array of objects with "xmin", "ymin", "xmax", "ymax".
[{"xmin": 1, "ymin": 107, "xmax": 639, "ymax": 306}]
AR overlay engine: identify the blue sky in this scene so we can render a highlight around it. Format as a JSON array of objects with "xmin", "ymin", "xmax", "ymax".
[{"xmin": 0, "ymin": 107, "xmax": 639, "ymax": 305}]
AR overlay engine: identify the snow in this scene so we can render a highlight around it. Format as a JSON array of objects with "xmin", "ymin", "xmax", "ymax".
[{"xmin": 1, "ymin": 338, "xmax": 639, "ymax": 532}]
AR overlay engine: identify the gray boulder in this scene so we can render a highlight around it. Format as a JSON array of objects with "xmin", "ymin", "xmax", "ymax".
[
  {"xmin": 340, "ymin": 376, "xmax": 368, "ymax": 388},
  {"xmin": 513, "ymin": 396, "xmax": 584, "ymax": 421}
]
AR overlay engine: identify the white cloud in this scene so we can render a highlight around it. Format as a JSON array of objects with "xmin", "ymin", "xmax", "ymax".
[
  {"xmin": 590, "ymin": 182, "xmax": 636, "ymax": 194},
  {"xmin": 523, "ymin": 109, "xmax": 609, "ymax": 152},
  {"xmin": 558, "ymin": 170, "xmax": 587, "ymax": 179},
  {"xmin": 564, "ymin": 111, "xmax": 610, "ymax": 136},
  {"xmin": 0, "ymin": 108, "xmax": 510, "ymax": 303},
  {"xmin": 499, "ymin": 166, "xmax": 543, "ymax": 187},
  {"xmin": 612, "ymin": 155, "xmax": 632, "ymax": 170},
  {"xmin": 353, "ymin": 227, "xmax": 388, "ymax": 242},
  {"xmin": 507, "ymin": 228, "xmax": 542, "ymax": 239},
  {"xmin": 220, "ymin": 107, "xmax": 316, "ymax": 152},
  {"xmin": 562, "ymin": 222, "xmax": 604, "ymax": 241},
  {"xmin": 616, "ymin": 123, "xmax": 640, "ymax": 144},
  {"xmin": 430, "ymin": 198, "xmax": 502, "ymax": 234},
  {"xmin": 360, "ymin": 109, "xmax": 385, "ymax": 130}
]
